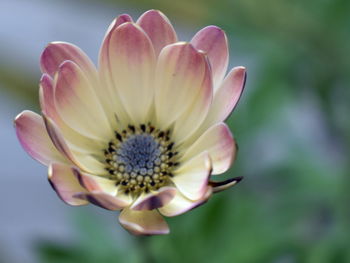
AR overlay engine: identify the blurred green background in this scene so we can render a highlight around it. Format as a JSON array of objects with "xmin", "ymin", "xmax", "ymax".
[{"xmin": 1, "ymin": 0, "xmax": 349, "ymax": 262}]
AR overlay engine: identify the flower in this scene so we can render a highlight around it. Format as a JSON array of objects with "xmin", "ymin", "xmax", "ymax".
[{"xmin": 14, "ymin": 10, "xmax": 246, "ymax": 235}]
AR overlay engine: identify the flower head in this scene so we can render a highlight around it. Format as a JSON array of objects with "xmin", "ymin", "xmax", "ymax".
[{"xmin": 14, "ymin": 10, "xmax": 246, "ymax": 235}]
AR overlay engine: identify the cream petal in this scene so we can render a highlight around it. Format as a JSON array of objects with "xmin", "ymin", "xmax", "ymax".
[
  {"xmin": 203, "ymin": 67, "xmax": 246, "ymax": 128},
  {"xmin": 130, "ymin": 186, "xmax": 176, "ymax": 211},
  {"xmin": 191, "ymin": 26, "xmax": 228, "ymax": 90},
  {"xmin": 14, "ymin": 110, "xmax": 67, "ymax": 166},
  {"xmin": 159, "ymin": 188, "xmax": 212, "ymax": 217},
  {"xmin": 119, "ymin": 209, "xmax": 169, "ymax": 235},
  {"xmin": 101, "ymin": 22, "xmax": 156, "ymax": 124},
  {"xmin": 137, "ymin": 9, "xmax": 177, "ymax": 56},
  {"xmin": 172, "ymin": 54, "xmax": 213, "ymax": 143},
  {"xmin": 181, "ymin": 123, "xmax": 236, "ymax": 175},
  {"xmin": 54, "ymin": 60, "xmax": 113, "ymax": 140},
  {"xmin": 43, "ymin": 115, "xmax": 106, "ymax": 175},
  {"xmin": 48, "ymin": 163, "xmax": 88, "ymax": 206},
  {"xmin": 40, "ymin": 41, "xmax": 96, "ymax": 78},
  {"xmin": 172, "ymin": 152, "xmax": 211, "ymax": 200},
  {"xmin": 39, "ymin": 74, "xmax": 105, "ymax": 154},
  {"xmin": 98, "ymin": 18, "xmax": 133, "ymax": 127},
  {"xmin": 155, "ymin": 43, "xmax": 211, "ymax": 130},
  {"xmin": 209, "ymin": 176, "xmax": 243, "ymax": 193},
  {"xmin": 75, "ymin": 191, "xmax": 131, "ymax": 211},
  {"xmin": 72, "ymin": 168, "xmax": 118, "ymax": 195}
]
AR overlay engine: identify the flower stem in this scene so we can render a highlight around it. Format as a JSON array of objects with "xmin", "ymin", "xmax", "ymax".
[{"xmin": 136, "ymin": 236, "xmax": 154, "ymax": 263}]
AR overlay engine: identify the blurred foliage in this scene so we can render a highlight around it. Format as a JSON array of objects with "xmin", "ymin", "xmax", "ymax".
[{"xmin": 2, "ymin": 0, "xmax": 349, "ymax": 262}]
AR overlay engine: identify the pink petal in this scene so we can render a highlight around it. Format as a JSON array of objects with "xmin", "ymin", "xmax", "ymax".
[
  {"xmin": 54, "ymin": 60, "xmax": 112, "ymax": 140},
  {"xmin": 14, "ymin": 110, "xmax": 67, "ymax": 166},
  {"xmin": 40, "ymin": 73, "xmax": 105, "ymax": 154},
  {"xmin": 115, "ymin": 14, "xmax": 133, "ymax": 27},
  {"xmin": 137, "ymin": 10, "xmax": 177, "ymax": 56},
  {"xmin": 191, "ymin": 26, "xmax": 229, "ymax": 89},
  {"xmin": 98, "ymin": 18, "xmax": 133, "ymax": 126},
  {"xmin": 40, "ymin": 42, "xmax": 96, "ymax": 78},
  {"xmin": 130, "ymin": 187, "xmax": 177, "ymax": 211},
  {"xmin": 181, "ymin": 123, "xmax": 236, "ymax": 175},
  {"xmin": 74, "ymin": 191, "xmax": 131, "ymax": 211},
  {"xmin": 155, "ymin": 43, "xmax": 212, "ymax": 131},
  {"xmin": 99, "ymin": 22, "xmax": 156, "ymax": 124},
  {"xmin": 119, "ymin": 209, "xmax": 169, "ymax": 235},
  {"xmin": 159, "ymin": 188, "xmax": 212, "ymax": 217},
  {"xmin": 172, "ymin": 53, "xmax": 213, "ymax": 143},
  {"xmin": 48, "ymin": 163, "xmax": 88, "ymax": 206},
  {"xmin": 206, "ymin": 67, "xmax": 246, "ymax": 125},
  {"xmin": 171, "ymin": 152, "xmax": 212, "ymax": 200}
]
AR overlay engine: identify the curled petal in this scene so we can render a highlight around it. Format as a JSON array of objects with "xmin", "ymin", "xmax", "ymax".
[
  {"xmin": 43, "ymin": 115, "xmax": 106, "ymax": 175},
  {"xmin": 137, "ymin": 9, "xmax": 177, "ymax": 56},
  {"xmin": 40, "ymin": 41, "xmax": 96, "ymax": 78},
  {"xmin": 172, "ymin": 152, "xmax": 212, "ymax": 200},
  {"xmin": 209, "ymin": 176, "xmax": 243, "ymax": 193},
  {"xmin": 130, "ymin": 187, "xmax": 177, "ymax": 211},
  {"xmin": 119, "ymin": 209, "xmax": 169, "ymax": 235},
  {"xmin": 181, "ymin": 123, "xmax": 236, "ymax": 175},
  {"xmin": 159, "ymin": 188, "xmax": 212, "ymax": 217},
  {"xmin": 14, "ymin": 110, "xmax": 67, "ymax": 165},
  {"xmin": 75, "ymin": 191, "xmax": 132, "ymax": 211},
  {"xmin": 43, "ymin": 115, "xmax": 78, "ymax": 165},
  {"xmin": 48, "ymin": 163, "xmax": 88, "ymax": 206},
  {"xmin": 72, "ymin": 168, "xmax": 118, "ymax": 195},
  {"xmin": 191, "ymin": 26, "xmax": 228, "ymax": 89}
]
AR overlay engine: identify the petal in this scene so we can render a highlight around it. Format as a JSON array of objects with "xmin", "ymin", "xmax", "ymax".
[
  {"xmin": 114, "ymin": 14, "xmax": 133, "ymax": 27},
  {"xmin": 191, "ymin": 26, "xmax": 228, "ymax": 89},
  {"xmin": 171, "ymin": 54, "xmax": 213, "ymax": 143},
  {"xmin": 75, "ymin": 191, "xmax": 131, "ymax": 211},
  {"xmin": 130, "ymin": 187, "xmax": 177, "ymax": 211},
  {"xmin": 101, "ymin": 22, "xmax": 156, "ymax": 124},
  {"xmin": 14, "ymin": 110, "xmax": 67, "ymax": 166},
  {"xmin": 43, "ymin": 115, "xmax": 106, "ymax": 175},
  {"xmin": 54, "ymin": 60, "xmax": 113, "ymax": 140},
  {"xmin": 137, "ymin": 10, "xmax": 177, "ymax": 56},
  {"xmin": 202, "ymin": 67, "xmax": 246, "ymax": 128},
  {"xmin": 39, "ymin": 74, "xmax": 105, "ymax": 154},
  {"xmin": 209, "ymin": 176, "xmax": 243, "ymax": 193},
  {"xmin": 119, "ymin": 209, "xmax": 169, "ymax": 235},
  {"xmin": 181, "ymin": 123, "xmax": 236, "ymax": 175},
  {"xmin": 98, "ymin": 17, "xmax": 134, "ymax": 126},
  {"xmin": 40, "ymin": 41, "xmax": 96, "ymax": 78},
  {"xmin": 73, "ymin": 168, "xmax": 118, "ymax": 195},
  {"xmin": 48, "ymin": 163, "xmax": 88, "ymax": 206},
  {"xmin": 155, "ymin": 43, "xmax": 211, "ymax": 130},
  {"xmin": 172, "ymin": 152, "xmax": 211, "ymax": 200},
  {"xmin": 159, "ymin": 188, "xmax": 212, "ymax": 217}
]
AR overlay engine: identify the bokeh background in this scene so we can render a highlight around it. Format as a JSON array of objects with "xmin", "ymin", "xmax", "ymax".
[{"xmin": 1, "ymin": 0, "xmax": 349, "ymax": 262}]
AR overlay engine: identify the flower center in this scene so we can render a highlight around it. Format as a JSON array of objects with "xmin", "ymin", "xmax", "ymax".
[{"xmin": 103, "ymin": 124, "xmax": 179, "ymax": 195}]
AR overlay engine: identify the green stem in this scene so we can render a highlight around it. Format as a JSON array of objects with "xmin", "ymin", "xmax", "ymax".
[{"xmin": 136, "ymin": 236, "xmax": 154, "ymax": 263}]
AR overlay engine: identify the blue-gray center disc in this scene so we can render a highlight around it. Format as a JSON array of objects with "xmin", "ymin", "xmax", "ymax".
[{"xmin": 115, "ymin": 134, "xmax": 162, "ymax": 175}]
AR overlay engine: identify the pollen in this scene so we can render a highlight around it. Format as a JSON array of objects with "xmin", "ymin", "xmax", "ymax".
[{"xmin": 103, "ymin": 123, "xmax": 179, "ymax": 195}]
